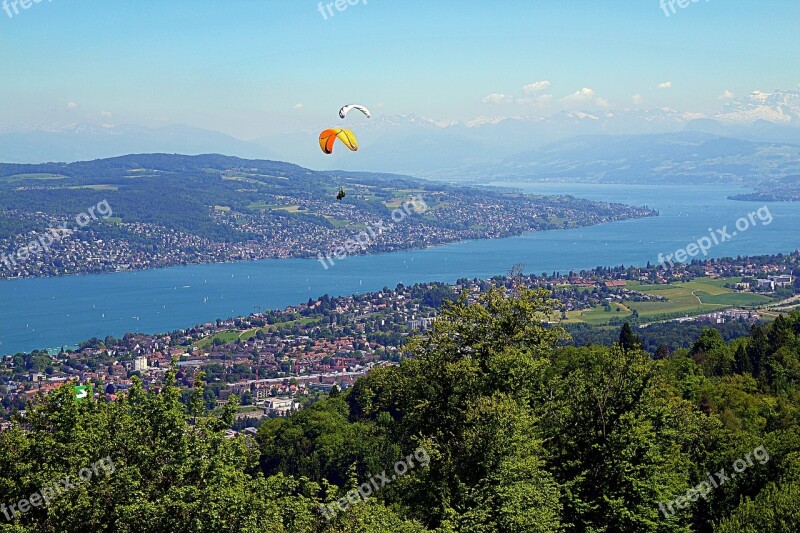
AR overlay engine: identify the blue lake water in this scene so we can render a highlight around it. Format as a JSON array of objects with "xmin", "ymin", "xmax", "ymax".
[{"xmin": 1, "ymin": 183, "xmax": 798, "ymax": 355}]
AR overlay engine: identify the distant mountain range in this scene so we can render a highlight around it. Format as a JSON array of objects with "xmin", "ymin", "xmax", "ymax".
[
  {"xmin": 462, "ymin": 132, "xmax": 800, "ymax": 185},
  {"xmin": 2, "ymin": 90, "xmax": 799, "ymax": 188},
  {"xmin": 0, "ymin": 123, "xmax": 272, "ymax": 164},
  {"xmin": 718, "ymin": 90, "xmax": 800, "ymax": 125},
  {"xmin": 256, "ymin": 89, "xmax": 800, "ymax": 178}
]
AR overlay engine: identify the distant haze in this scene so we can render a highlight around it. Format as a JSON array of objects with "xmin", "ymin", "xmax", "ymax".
[{"xmin": 2, "ymin": 91, "xmax": 799, "ymax": 182}]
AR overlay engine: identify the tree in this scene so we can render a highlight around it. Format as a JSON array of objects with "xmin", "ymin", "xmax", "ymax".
[
  {"xmin": 691, "ymin": 328, "xmax": 733, "ymax": 376},
  {"xmin": 655, "ymin": 343, "xmax": 672, "ymax": 360},
  {"xmin": 715, "ymin": 479, "xmax": 800, "ymax": 532},
  {"xmin": 619, "ymin": 321, "xmax": 641, "ymax": 353},
  {"xmin": 540, "ymin": 344, "xmax": 699, "ymax": 531},
  {"xmin": 241, "ymin": 390, "xmax": 253, "ymax": 406},
  {"xmin": 347, "ymin": 287, "xmax": 565, "ymax": 530},
  {"xmin": 5, "ymin": 290, "xmax": 800, "ymax": 531},
  {"xmin": 734, "ymin": 343, "xmax": 754, "ymax": 375},
  {"xmin": 0, "ymin": 374, "xmax": 333, "ymax": 532}
]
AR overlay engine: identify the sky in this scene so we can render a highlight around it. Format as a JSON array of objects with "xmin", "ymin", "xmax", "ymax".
[{"xmin": 1, "ymin": 0, "xmax": 798, "ymax": 139}]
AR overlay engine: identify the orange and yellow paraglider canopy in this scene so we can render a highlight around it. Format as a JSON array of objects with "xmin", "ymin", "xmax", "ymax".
[{"xmin": 319, "ymin": 128, "xmax": 358, "ymax": 154}]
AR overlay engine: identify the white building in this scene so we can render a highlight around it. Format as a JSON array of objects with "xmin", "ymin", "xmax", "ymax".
[
  {"xmin": 263, "ymin": 398, "xmax": 302, "ymax": 417},
  {"xmin": 757, "ymin": 279, "xmax": 775, "ymax": 291},
  {"xmin": 133, "ymin": 356, "xmax": 149, "ymax": 371},
  {"xmin": 407, "ymin": 317, "xmax": 436, "ymax": 331},
  {"xmin": 769, "ymin": 275, "xmax": 793, "ymax": 287}
]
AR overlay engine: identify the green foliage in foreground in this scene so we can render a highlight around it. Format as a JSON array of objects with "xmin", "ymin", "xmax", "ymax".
[{"xmin": 1, "ymin": 290, "xmax": 800, "ymax": 532}]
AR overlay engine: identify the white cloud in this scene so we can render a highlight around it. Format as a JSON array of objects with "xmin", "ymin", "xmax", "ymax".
[
  {"xmin": 718, "ymin": 89, "xmax": 735, "ymax": 101},
  {"xmin": 523, "ymin": 80, "xmax": 551, "ymax": 94},
  {"xmin": 482, "ymin": 93, "xmax": 512, "ymax": 104},
  {"xmin": 559, "ymin": 87, "xmax": 611, "ymax": 109},
  {"xmin": 560, "ymin": 87, "xmax": 597, "ymax": 105},
  {"xmin": 66, "ymin": 102, "xmax": 78, "ymax": 109},
  {"xmin": 100, "ymin": 111, "xmax": 113, "ymax": 118},
  {"xmin": 293, "ymin": 103, "xmax": 304, "ymax": 109},
  {"xmin": 516, "ymin": 94, "xmax": 553, "ymax": 106},
  {"xmin": 632, "ymin": 94, "xmax": 644, "ymax": 105},
  {"xmin": 657, "ymin": 81, "xmax": 672, "ymax": 90}
]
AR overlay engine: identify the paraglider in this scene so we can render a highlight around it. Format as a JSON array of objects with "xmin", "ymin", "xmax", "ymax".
[
  {"xmin": 320, "ymin": 104, "xmax": 369, "ymax": 201},
  {"xmin": 339, "ymin": 104, "xmax": 371, "ymax": 120},
  {"xmin": 319, "ymin": 128, "xmax": 358, "ymax": 154}
]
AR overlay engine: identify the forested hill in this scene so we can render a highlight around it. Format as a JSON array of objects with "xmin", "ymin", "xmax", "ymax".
[
  {"xmin": 0, "ymin": 154, "xmax": 655, "ymax": 279},
  {"xmin": 0, "ymin": 153, "xmax": 373, "ymax": 191},
  {"xmin": 1, "ymin": 289, "xmax": 798, "ymax": 531},
  {"xmin": 0, "ymin": 153, "xmax": 411, "ymax": 225}
]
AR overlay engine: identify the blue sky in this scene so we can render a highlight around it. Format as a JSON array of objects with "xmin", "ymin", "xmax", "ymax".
[{"xmin": 1, "ymin": 0, "xmax": 798, "ymax": 138}]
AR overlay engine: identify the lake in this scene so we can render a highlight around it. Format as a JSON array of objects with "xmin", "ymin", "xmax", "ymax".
[{"xmin": 2, "ymin": 183, "xmax": 799, "ymax": 355}]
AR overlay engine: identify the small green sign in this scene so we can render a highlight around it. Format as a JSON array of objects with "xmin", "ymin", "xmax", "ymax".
[{"xmin": 74, "ymin": 385, "xmax": 92, "ymax": 401}]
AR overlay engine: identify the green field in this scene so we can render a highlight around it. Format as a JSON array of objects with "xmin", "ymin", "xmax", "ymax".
[
  {"xmin": 565, "ymin": 277, "xmax": 773, "ymax": 325},
  {"xmin": 274, "ymin": 205, "xmax": 305, "ymax": 213},
  {"xmin": 246, "ymin": 201, "xmax": 274, "ymax": 211},
  {"xmin": 565, "ymin": 303, "xmax": 633, "ymax": 324},
  {"xmin": 2, "ymin": 173, "xmax": 66, "ymax": 182},
  {"xmin": 249, "ymin": 174, "xmax": 289, "ymax": 181},
  {"xmin": 246, "ymin": 203, "xmax": 308, "ymax": 213},
  {"xmin": 68, "ymin": 184, "xmax": 119, "ymax": 191},
  {"xmin": 384, "ymin": 189, "xmax": 426, "ymax": 208},
  {"xmin": 221, "ymin": 175, "xmax": 262, "ymax": 185},
  {"xmin": 694, "ymin": 292, "xmax": 773, "ymax": 306},
  {"xmin": 195, "ymin": 330, "xmax": 243, "ymax": 349},
  {"xmin": 324, "ymin": 216, "xmax": 355, "ymax": 228},
  {"xmin": 194, "ymin": 318, "xmax": 321, "ymax": 349}
]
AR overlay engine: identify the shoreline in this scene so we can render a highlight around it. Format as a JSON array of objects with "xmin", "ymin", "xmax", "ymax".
[
  {"xmin": 0, "ymin": 209, "xmax": 656, "ymax": 283},
  {"xmin": 4, "ymin": 247, "xmax": 798, "ymax": 358}
]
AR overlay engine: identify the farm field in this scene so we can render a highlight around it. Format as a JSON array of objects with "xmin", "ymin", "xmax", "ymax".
[
  {"xmin": 2, "ymin": 173, "xmax": 66, "ymax": 182},
  {"xmin": 565, "ymin": 277, "xmax": 774, "ymax": 324}
]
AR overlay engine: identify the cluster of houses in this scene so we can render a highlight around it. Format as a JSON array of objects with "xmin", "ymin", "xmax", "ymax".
[
  {"xmin": 5, "ymin": 253, "xmax": 796, "ymax": 429},
  {"xmin": 697, "ymin": 309, "xmax": 762, "ymax": 325},
  {"xmin": 734, "ymin": 275, "xmax": 793, "ymax": 292}
]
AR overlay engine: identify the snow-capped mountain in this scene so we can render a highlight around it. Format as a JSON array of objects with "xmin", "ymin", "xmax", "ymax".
[
  {"xmin": 471, "ymin": 132, "xmax": 800, "ymax": 184},
  {"xmin": 718, "ymin": 90, "xmax": 800, "ymax": 125},
  {"xmin": 2, "ymin": 90, "xmax": 799, "ymax": 178}
]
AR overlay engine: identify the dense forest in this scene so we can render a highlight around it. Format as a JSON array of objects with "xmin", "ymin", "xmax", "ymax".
[
  {"xmin": 1, "ymin": 288, "xmax": 799, "ymax": 531},
  {"xmin": 565, "ymin": 319, "xmax": 756, "ymax": 354}
]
